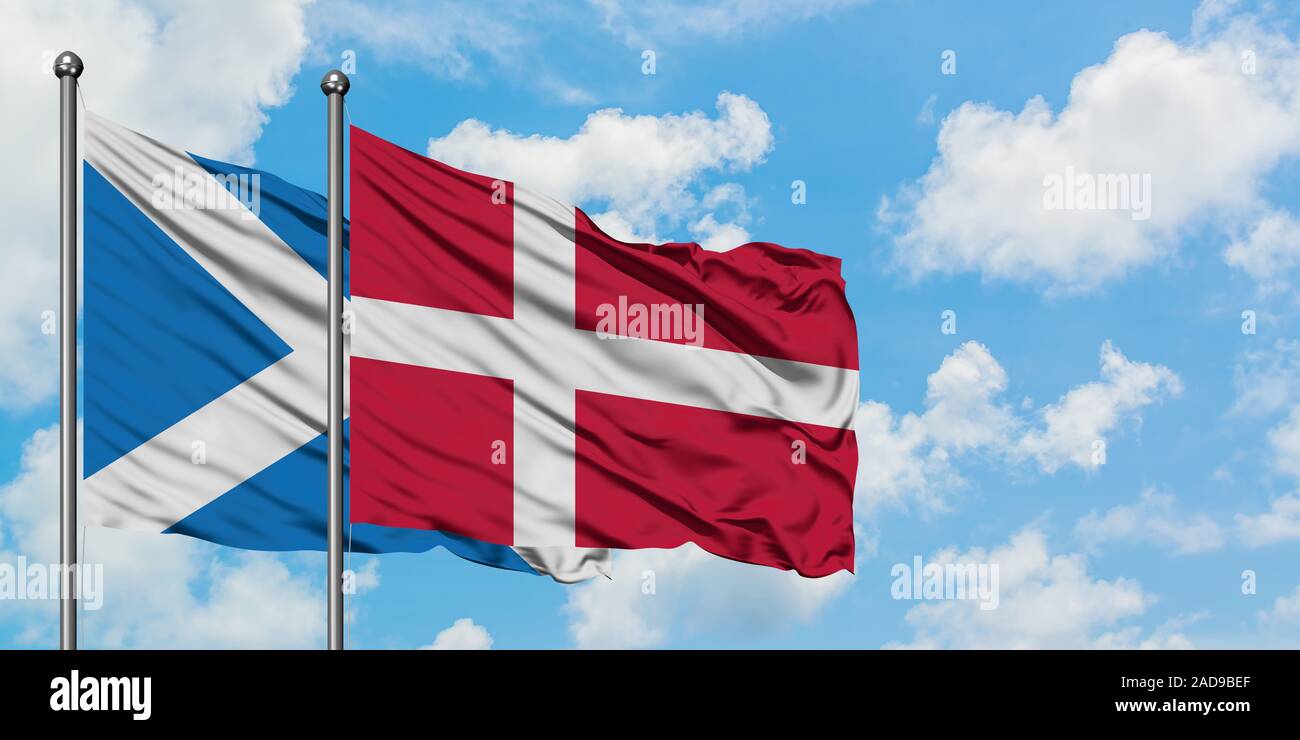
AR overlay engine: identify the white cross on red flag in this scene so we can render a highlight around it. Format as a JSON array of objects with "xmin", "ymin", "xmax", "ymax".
[{"xmin": 349, "ymin": 127, "xmax": 859, "ymax": 577}]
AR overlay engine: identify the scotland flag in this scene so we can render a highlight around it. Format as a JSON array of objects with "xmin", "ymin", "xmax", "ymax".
[{"xmin": 81, "ymin": 112, "xmax": 607, "ymax": 582}]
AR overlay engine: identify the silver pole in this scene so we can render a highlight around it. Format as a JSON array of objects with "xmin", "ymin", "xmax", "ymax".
[
  {"xmin": 321, "ymin": 69, "xmax": 349, "ymax": 651},
  {"xmin": 54, "ymin": 51, "xmax": 83, "ymax": 652}
]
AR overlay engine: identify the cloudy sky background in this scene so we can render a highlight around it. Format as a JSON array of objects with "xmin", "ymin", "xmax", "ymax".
[{"xmin": 3, "ymin": 0, "xmax": 1300, "ymax": 648}]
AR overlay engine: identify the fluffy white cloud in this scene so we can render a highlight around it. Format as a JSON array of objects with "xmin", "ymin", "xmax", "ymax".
[
  {"xmin": 0, "ymin": 1, "xmax": 311, "ymax": 409},
  {"xmin": 854, "ymin": 342, "xmax": 1012, "ymax": 515},
  {"xmin": 1225, "ymin": 210, "xmax": 1300, "ymax": 293},
  {"xmin": 879, "ymin": 7, "xmax": 1300, "ymax": 293},
  {"xmin": 1236, "ymin": 492, "xmax": 1300, "ymax": 547},
  {"xmin": 1260, "ymin": 585, "xmax": 1300, "ymax": 625},
  {"xmin": 422, "ymin": 618, "xmax": 494, "ymax": 650},
  {"xmin": 688, "ymin": 214, "xmax": 752, "ymax": 251},
  {"xmin": 688, "ymin": 183, "xmax": 754, "ymax": 250},
  {"xmin": 564, "ymin": 544, "xmax": 852, "ymax": 649},
  {"xmin": 0, "ymin": 428, "xmax": 62, "ymax": 563},
  {"xmin": 1017, "ymin": 341, "xmax": 1181, "ymax": 473},
  {"xmin": 1091, "ymin": 615, "xmax": 1198, "ymax": 650},
  {"xmin": 1232, "ymin": 339, "xmax": 1300, "ymax": 417},
  {"xmin": 428, "ymin": 92, "xmax": 772, "ymax": 240},
  {"xmin": 128, "ymin": 552, "xmax": 325, "ymax": 649},
  {"xmin": 309, "ymin": 0, "xmax": 528, "ymax": 80},
  {"xmin": 853, "ymin": 400, "xmax": 962, "ymax": 516},
  {"xmin": 857, "ymin": 341, "xmax": 1180, "ymax": 514},
  {"xmin": 1075, "ymin": 488, "xmax": 1225, "ymax": 555},
  {"xmin": 589, "ymin": 0, "xmax": 871, "ymax": 46},
  {"xmin": 888, "ymin": 529, "xmax": 1180, "ymax": 649},
  {"xmin": 1267, "ymin": 407, "xmax": 1300, "ymax": 479},
  {"xmin": 919, "ymin": 342, "xmax": 1017, "ymax": 452}
]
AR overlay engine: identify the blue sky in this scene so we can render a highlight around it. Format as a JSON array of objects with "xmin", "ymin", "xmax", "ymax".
[{"xmin": 4, "ymin": 0, "xmax": 1300, "ymax": 648}]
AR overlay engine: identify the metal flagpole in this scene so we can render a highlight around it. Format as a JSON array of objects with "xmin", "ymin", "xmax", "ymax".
[
  {"xmin": 54, "ymin": 51, "xmax": 83, "ymax": 652},
  {"xmin": 321, "ymin": 69, "xmax": 350, "ymax": 651}
]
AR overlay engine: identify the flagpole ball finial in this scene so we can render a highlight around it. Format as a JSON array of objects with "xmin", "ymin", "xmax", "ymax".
[
  {"xmin": 320, "ymin": 70, "xmax": 350, "ymax": 97},
  {"xmin": 53, "ymin": 51, "xmax": 83, "ymax": 79}
]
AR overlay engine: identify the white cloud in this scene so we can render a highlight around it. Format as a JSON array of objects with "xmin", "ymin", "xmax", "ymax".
[
  {"xmin": 916, "ymin": 94, "xmax": 938, "ymax": 126},
  {"xmin": 689, "ymin": 183, "xmax": 754, "ymax": 249},
  {"xmin": 689, "ymin": 214, "xmax": 752, "ymax": 251},
  {"xmin": 309, "ymin": 0, "xmax": 528, "ymax": 80},
  {"xmin": 349, "ymin": 557, "xmax": 381, "ymax": 593},
  {"xmin": 1225, "ymin": 210, "xmax": 1300, "ymax": 293},
  {"xmin": 1236, "ymin": 492, "xmax": 1300, "ymax": 546},
  {"xmin": 0, "ymin": 425, "xmax": 328, "ymax": 648},
  {"xmin": 1190, "ymin": 0, "xmax": 1239, "ymax": 37},
  {"xmin": 1, "ymin": 248, "xmax": 58, "ymax": 410},
  {"xmin": 422, "ymin": 618, "xmax": 494, "ymax": 650},
  {"xmin": 133, "ymin": 551, "xmax": 325, "ymax": 649},
  {"xmin": 0, "ymin": 427, "xmax": 61, "ymax": 562},
  {"xmin": 428, "ymin": 92, "xmax": 773, "ymax": 240},
  {"xmin": 584, "ymin": 211, "xmax": 662, "ymax": 244},
  {"xmin": 1017, "ymin": 341, "xmax": 1182, "ymax": 473},
  {"xmin": 1267, "ymin": 406, "xmax": 1300, "ymax": 479},
  {"xmin": 1075, "ymin": 488, "xmax": 1225, "ymax": 555},
  {"xmin": 888, "ymin": 529, "xmax": 1179, "ymax": 649},
  {"xmin": 589, "ymin": 0, "xmax": 871, "ymax": 46},
  {"xmin": 857, "ymin": 341, "xmax": 1180, "ymax": 514},
  {"xmin": 920, "ymin": 342, "xmax": 1017, "ymax": 451},
  {"xmin": 564, "ymin": 544, "xmax": 852, "ymax": 649},
  {"xmin": 1260, "ymin": 585, "xmax": 1300, "ymax": 625},
  {"xmin": 854, "ymin": 400, "xmax": 963, "ymax": 515},
  {"xmin": 1092, "ymin": 614, "xmax": 1199, "ymax": 650},
  {"xmin": 1232, "ymin": 339, "xmax": 1300, "ymax": 417},
  {"xmin": 0, "ymin": 1, "xmax": 311, "ymax": 409},
  {"xmin": 854, "ymin": 342, "xmax": 1013, "ymax": 515},
  {"xmin": 879, "ymin": 7, "xmax": 1300, "ymax": 293},
  {"xmin": 538, "ymin": 76, "xmax": 599, "ymax": 107}
]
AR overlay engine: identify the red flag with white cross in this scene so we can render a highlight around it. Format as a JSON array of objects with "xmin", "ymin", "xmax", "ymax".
[{"xmin": 348, "ymin": 126, "xmax": 859, "ymax": 577}]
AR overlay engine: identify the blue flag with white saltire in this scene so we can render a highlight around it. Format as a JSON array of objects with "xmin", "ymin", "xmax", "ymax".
[{"xmin": 81, "ymin": 112, "xmax": 608, "ymax": 582}]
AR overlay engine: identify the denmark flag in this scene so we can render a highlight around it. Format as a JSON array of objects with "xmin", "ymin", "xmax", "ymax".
[{"xmin": 349, "ymin": 127, "xmax": 859, "ymax": 577}]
